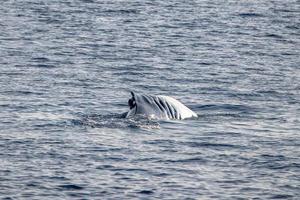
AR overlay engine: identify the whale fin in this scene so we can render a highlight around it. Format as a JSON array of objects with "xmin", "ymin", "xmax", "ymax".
[{"xmin": 130, "ymin": 91, "xmax": 135, "ymax": 98}]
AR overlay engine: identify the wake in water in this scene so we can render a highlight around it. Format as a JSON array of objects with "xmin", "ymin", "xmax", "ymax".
[
  {"xmin": 72, "ymin": 92, "xmax": 200, "ymax": 129},
  {"xmin": 73, "ymin": 113, "xmax": 161, "ymax": 129},
  {"xmin": 71, "ymin": 102, "xmax": 256, "ymax": 129}
]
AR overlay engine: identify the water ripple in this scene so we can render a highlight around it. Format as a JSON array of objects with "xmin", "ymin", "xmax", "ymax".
[{"xmin": 1, "ymin": 0, "xmax": 299, "ymax": 199}]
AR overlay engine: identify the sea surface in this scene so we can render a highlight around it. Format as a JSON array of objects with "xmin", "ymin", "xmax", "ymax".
[{"xmin": 0, "ymin": 0, "xmax": 299, "ymax": 199}]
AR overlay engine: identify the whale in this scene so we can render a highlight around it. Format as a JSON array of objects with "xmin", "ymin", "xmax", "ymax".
[{"xmin": 125, "ymin": 92, "xmax": 198, "ymax": 120}]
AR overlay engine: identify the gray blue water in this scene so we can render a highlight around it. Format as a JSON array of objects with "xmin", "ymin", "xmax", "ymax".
[{"xmin": 1, "ymin": 0, "xmax": 300, "ymax": 199}]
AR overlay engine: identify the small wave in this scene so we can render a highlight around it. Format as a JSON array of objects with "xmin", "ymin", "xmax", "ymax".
[
  {"xmin": 264, "ymin": 33, "xmax": 283, "ymax": 39},
  {"xmin": 28, "ymin": 64, "xmax": 56, "ymax": 68},
  {"xmin": 31, "ymin": 57, "xmax": 50, "ymax": 62},
  {"xmin": 181, "ymin": 141, "xmax": 246, "ymax": 150},
  {"xmin": 238, "ymin": 13, "xmax": 264, "ymax": 18},
  {"xmin": 80, "ymin": 0, "xmax": 94, "ymax": 3},
  {"xmin": 57, "ymin": 184, "xmax": 84, "ymax": 190},
  {"xmin": 271, "ymin": 194, "xmax": 294, "ymax": 199},
  {"xmin": 164, "ymin": 157, "xmax": 207, "ymax": 163},
  {"xmin": 138, "ymin": 190, "xmax": 155, "ymax": 195},
  {"xmin": 2, "ymin": 90, "xmax": 44, "ymax": 96},
  {"xmin": 103, "ymin": 9, "xmax": 140, "ymax": 14},
  {"xmin": 285, "ymin": 25, "xmax": 299, "ymax": 30}
]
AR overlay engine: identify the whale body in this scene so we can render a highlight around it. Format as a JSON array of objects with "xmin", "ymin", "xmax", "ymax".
[{"xmin": 125, "ymin": 92, "xmax": 198, "ymax": 120}]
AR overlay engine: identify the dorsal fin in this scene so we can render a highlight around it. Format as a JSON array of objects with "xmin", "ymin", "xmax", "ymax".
[{"xmin": 130, "ymin": 91, "xmax": 135, "ymax": 100}]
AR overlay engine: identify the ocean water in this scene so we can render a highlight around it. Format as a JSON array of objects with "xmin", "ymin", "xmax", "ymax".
[{"xmin": 0, "ymin": 0, "xmax": 299, "ymax": 199}]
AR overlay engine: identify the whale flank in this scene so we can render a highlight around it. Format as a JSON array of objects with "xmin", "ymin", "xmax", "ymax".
[{"xmin": 125, "ymin": 92, "xmax": 198, "ymax": 120}]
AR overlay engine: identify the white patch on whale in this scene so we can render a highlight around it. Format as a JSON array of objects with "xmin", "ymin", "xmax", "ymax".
[{"xmin": 126, "ymin": 92, "xmax": 198, "ymax": 120}]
